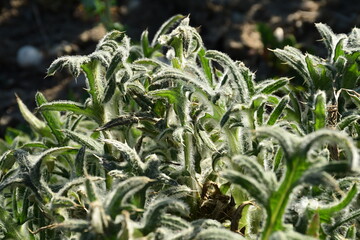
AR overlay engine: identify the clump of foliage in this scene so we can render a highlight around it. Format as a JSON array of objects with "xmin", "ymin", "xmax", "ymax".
[{"xmin": 1, "ymin": 15, "xmax": 360, "ymax": 239}]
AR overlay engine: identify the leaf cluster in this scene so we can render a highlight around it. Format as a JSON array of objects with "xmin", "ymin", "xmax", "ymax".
[{"xmin": 0, "ymin": 16, "xmax": 360, "ymax": 240}]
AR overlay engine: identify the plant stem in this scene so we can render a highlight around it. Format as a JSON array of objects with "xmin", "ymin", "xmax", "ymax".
[
  {"xmin": 184, "ymin": 132, "xmax": 199, "ymax": 204},
  {"xmin": 261, "ymin": 156, "xmax": 303, "ymax": 240},
  {"xmin": 225, "ymin": 128, "xmax": 242, "ymax": 155}
]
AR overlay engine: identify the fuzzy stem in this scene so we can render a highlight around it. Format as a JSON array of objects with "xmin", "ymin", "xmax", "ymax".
[
  {"xmin": 261, "ymin": 156, "xmax": 304, "ymax": 239},
  {"xmin": 184, "ymin": 131, "xmax": 200, "ymax": 208},
  {"xmin": 225, "ymin": 128, "xmax": 242, "ymax": 155}
]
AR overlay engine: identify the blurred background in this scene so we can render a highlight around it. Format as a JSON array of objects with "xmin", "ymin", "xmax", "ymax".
[{"xmin": 1, "ymin": 0, "xmax": 360, "ymax": 136}]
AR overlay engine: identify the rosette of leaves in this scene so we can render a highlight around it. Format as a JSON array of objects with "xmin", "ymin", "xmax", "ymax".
[
  {"xmin": 273, "ymin": 24, "xmax": 360, "ymax": 135},
  {"xmin": 0, "ymin": 15, "xmax": 256, "ymax": 239},
  {"xmin": 1, "ymin": 15, "xmax": 360, "ymax": 240},
  {"xmin": 223, "ymin": 126, "xmax": 360, "ymax": 239}
]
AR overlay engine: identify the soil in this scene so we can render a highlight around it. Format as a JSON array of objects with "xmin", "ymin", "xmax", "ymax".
[{"xmin": 1, "ymin": 0, "xmax": 360, "ymax": 136}]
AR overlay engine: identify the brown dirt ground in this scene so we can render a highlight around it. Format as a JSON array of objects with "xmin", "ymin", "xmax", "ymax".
[{"xmin": 1, "ymin": 0, "xmax": 359, "ymax": 136}]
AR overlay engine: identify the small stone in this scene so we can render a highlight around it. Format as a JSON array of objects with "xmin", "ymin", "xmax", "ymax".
[
  {"xmin": 17, "ymin": 45, "xmax": 43, "ymax": 68},
  {"xmin": 231, "ymin": 12, "xmax": 244, "ymax": 24},
  {"xmin": 274, "ymin": 27, "xmax": 284, "ymax": 42}
]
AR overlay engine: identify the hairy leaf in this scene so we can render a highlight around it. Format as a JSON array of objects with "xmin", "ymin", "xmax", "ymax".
[
  {"xmin": 37, "ymin": 101, "xmax": 97, "ymax": 122},
  {"xmin": 313, "ymin": 91, "xmax": 326, "ymax": 130},
  {"xmin": 103, "ymin": 139, "xmax": 145, "ymax": 173},
  {"xmin": 16, "ymin": 94, "xmax": 51, "ymax": 137},
  {"xmin": 62, "ymin": 129, "xmax": 103, "ymax": 152},
  {"xmin": 141, "ymin": 198, "xmax": 189, "ymax": 234},
  {"xmin": 266, "ymin": 95, "xmax": 290, "ymax": 125},
  {"xmin": 221, "ymin": 169, "xmax": 269, "ymax": 206},
  {"xmin": 105, "ymin": 176, "xmax": 152, "ymax": 218},
  {"xmin": 35, "ymin": 92, "xmax": 65, "ymax": 144},
  {"xmin": 194, "ymin": 228, "xmax": 246, "ymax": 240},
  {"xmin": 151, "ymin": 14, "xmax": 185, "ymax": 47}
]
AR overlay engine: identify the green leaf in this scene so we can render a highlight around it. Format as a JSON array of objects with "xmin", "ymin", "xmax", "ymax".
[
  {"xmin": 205, "ymin": 50, "xmax": 249, "ymax": 102},
  {"xmin": 273, "ymin": 46, "xmax": 311, "ymax": 86},
  {"xmin": 319, "ymin": 161, "xmax": 351, "ymax": 173},
  {"xmin": 198, "ymin": 48, "xmax": 213, "ymax": 86},
  {"xmin": 315, "ymin": 23, "xmax": 345, "ymax": 61},
  {"xmin": 0, "ymin": 172, "xmax": 26, "ymax": 193},
  {"xmin": 151, "ymin": 14, "xmax": 185, "ymax": 47},
  {"xmin": 75, "ymin": 146, "xmax": 86, "ymax": 177},
  {"xmin": 51, "ymin": 177, "xmax": 102, "ymax": 208},
  {"xmin": 315, "ymin": 184, "xmax": 358, "ymax": 223},
  {"xmin": 191, "ymin": 219, "xmax": 223, "ymax": 230},
  {"xmin": 85, "ymin": 177, "xmax": 98, "ymax": 202},
  {"xmin": 102, "ymin": 139, "xmax": 145, "ymax": 173},
  {"xmin": 257, "ymin": 78, "xmax": 289, "ymax": 95},
  {"xmin": 88, "ymin": 50, "xmax": 112, "ymax": 68},
  {"xmin": 47, "ymin": 55, "xmax": 90, "ymax": 77},
  {"xmin": 346, "ymin": 225, "xmax": 357, "ymax": 239},
  {"xmin": 256, "ymin": 102, "xmax": 266, "ymax": 126},
  {"xmin": 127, "ymin": 87, "xmax": 154, "ymax": 111},
  {"xmin": 20, "ymin": 141, "xmax": 48, "ymax": 149},
  {"xmin": 150, "ymin": 87, "xmax": 187, "ymax": 124},
  {"xmin": 37, "ymin": 100, "xmax": 98, "ymax": 122},
  {"xmin": 236, "ymin": 60, "xmax": 256, "ymax": 97},
  {"xmin": 102, "ymin": 73, "xmax": 116, "ymax": 103},
  {"xmin": 153, "ymin": 69, "xmax": 215, "ymax": 97},
  {"xmin": 305, "ymin": 55, "xmax": 331, "ymax": 91},
  {"xmin": 141, "ymin": 30, "xmax": 152, "ymax": 57},
  {"xmin": 194, "ymin": 228, "xmax": 246, "ymax": 240},
  {"xmin": 313, "ymin": 91, "xmax": 326, "ymax": 130},
  {"xmin": 273, "ymin": 147, "xmax": 284, "ymax": 172},
  {"xmin": 270, "ymin": 230, "xmax": 317, "ymax": 240},
  {"xmin": 31, "ymin": 146, "xmax": 76, "ymax": 180},
  {"xmin": 256, "ymin": 127, "xmax": 298, "ymax": 160},
  {"xmin": 345, "ymin": 89, "xmax": 360, "ymax": 109},
  {"xmin": 96, "ymin": 115, "xmax": 141, "ymax": 131},
  {"xmin": 341, "ymin": 56, "xmax": 360, "ymax": 89},
  {"xmin": 134, "ymin": 57, "xmax": 168, "ymax": 68},
  {"xmin": 81, "ymin": 61, "xmax": 105, "ymax": 106},
  {"xmin": 156, "ymin": 185, "xmax": 192, "ymax": 199},
  {"xmin": 105, "ymin": 47, "xmax": 127, "ymax": 81},
  {"xmin": 344, "ymin": 27, "xmax": 360, "ymax": 53},
  {"xmin": 266, "ymin": 95, "xmax": 290, "ymax": 125},
  {"xmin": 315, "ymin": 23, "xmax": 336, "ymax": 53},
  {"xmin": 97, "ymin": 30, "xmax": 123, "ymax": 49},
  {"xmin": 16, "ymin": 94, "xmax": 51, "ymax": 137},
  {"xmin": 33, "ymin": 146, "xmax": 76, "ymax": 165},
  {"xmin": 159, "ymin": 214, "xmax": 191, "ymax": 231},
  {"xmin": 103, "ymin": 45, "xmax": 128, "ymax": 103},
  {"xmin": 300, "ymin": 129, "xmax": 359, "ymax": 170},
  {"xmin": 330, "ymin": 208, "xmax": 360, "ymax": 232},
  {"xmin": 333, "ymin": 39, "xmax": 345, "ymax": 62},
  {"xmin": 35, "ymin": 92, "xmax": 65, "ymax": 144},
  {"xmin": 62, "ymin": 129, "xmax": 103, "ymax": 152},
  {"xmin": 105, "ymin": 176, "xmax": 152, "ymax": 218},
  {"xmin": 0, "ymin": 206, "xmax": 29, "ymax": 240},
  {"xmin": 141, "ymin": 198, "xmax": 189, "ymax": 234},
  {"xmin": 288, "ymin": 92, "xmax": 302, "ymax": 124},
  {"xmin": 232, "ymin": 155, "xmax": 275, "ymax": 192},
  {"xmin": 221, "ymin": 169, "xmax": 269, "ymax": 206},
  {"xmin": 337, "ymin": 114, "xmax": 360, "ymax": 130},
  {"xmin": 198, "ymin": 130, "xmax": 217, "ymax": 152}
]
